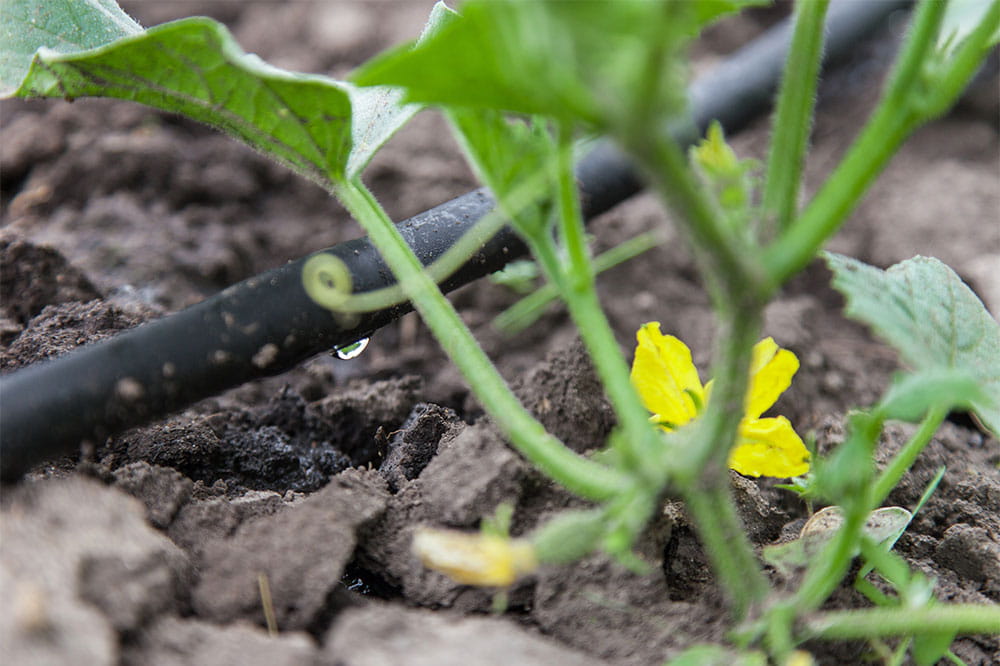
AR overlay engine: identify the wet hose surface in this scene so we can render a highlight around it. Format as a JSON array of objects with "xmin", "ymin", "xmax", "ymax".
[{"xmin": 0, "ymin": 0, "xmax": 908, "ymax": 481}]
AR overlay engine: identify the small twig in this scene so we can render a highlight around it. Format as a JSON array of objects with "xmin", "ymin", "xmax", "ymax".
[{"xmin": 257, "ymin": 572, "xmax": 278, "ymax": 637}]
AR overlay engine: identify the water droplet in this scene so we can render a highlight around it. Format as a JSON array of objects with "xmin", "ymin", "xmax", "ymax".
[{"xmin": 332, "ymin": 337, "xmax": 369, "ymax": 360}]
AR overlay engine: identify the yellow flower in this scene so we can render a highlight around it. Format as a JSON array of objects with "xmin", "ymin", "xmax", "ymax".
[
  {"xmin": 412, "ymin": 527, "xmax": 538, "ymax": 587},
  {"xmin": 630, "ymin": 322, "xmax": 810, "ymax": 478}
]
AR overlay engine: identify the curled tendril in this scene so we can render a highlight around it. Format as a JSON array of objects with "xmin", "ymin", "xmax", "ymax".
[
  {"xmin": 302, "ymin": 253, "xmax": 354, "ymax": 312},
  {"xmin": 302, "ymin": 251, "xmax": 409, "ymax": 317},
  {"xmin": 302, "ymin": 169, "xmax": 554, "ymax": 319}
]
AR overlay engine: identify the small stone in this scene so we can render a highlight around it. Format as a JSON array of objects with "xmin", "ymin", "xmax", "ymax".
[{"xmin": 325, "ymin": 603, "xmax": 606, "ymax": 666}]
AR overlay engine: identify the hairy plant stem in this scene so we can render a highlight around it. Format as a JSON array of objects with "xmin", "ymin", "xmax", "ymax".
[
  {"xmin": 622, "ymin": 126, "xmax": 771, "ymax": 614},
  {"xmin": 872, "ymin": 406, "xmax": 947, "ymax": 505},
  {"xmin": 547, "ymin": 126, "xmax": 665, "ymax": 478},
  {"xmin": 917, "ymin": 0, "xmax": 1000, "ymax": 119},
  {"xmin": 682, "ymin": 481, "xmax": 768, "ymax": 619},
  {"xmin": 333, "ymin": 179, "xmax": 627, "ymax": 501},
  {"xmin": 554, "ymin": 125, "xmax": 593, "ymax": 287},
  {"xmin": 763, "ymin": 0, "xmax": 963, "ymax": 284},
  {"xmin": 761, "ymin": 0, "xmax": 829, "ymax": 239},
  {"xmin": 804, "ymin": 605, "xmax": 1000, "ymax": 639},
  {"xmin": 763, "ymin": 90, "xmax": 919, "ymax": 284},
  {"xmin": 675, "ymin": 306, "xmax": 770, "ymax": 619}
]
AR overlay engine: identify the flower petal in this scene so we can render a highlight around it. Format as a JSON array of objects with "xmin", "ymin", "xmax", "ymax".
[
  {"xmin": 746, "ymin": 338, "xmax": 799, "ymax": 419},
  {"xmin": 729, "ymin": 416, "xmax": 811, "ymax": 478},
  {"xmin": 412, "ymin": 528, "xmax": 537, "ymax": 587},
  {"xmin": 630, "ymin": 322, "xmax": 704, "ymax": 428}
]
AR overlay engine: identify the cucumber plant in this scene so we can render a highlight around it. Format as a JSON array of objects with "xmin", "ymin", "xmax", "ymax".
[{"xmin": 2, "ymin": 1, "xmax": 998, "ymax": 662}]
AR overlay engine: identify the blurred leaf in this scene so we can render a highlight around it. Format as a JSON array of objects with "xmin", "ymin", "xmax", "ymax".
[
  {"xmin": 690, "ymin": 121, "xmax": 759, "ymax": 222},
  {"xmin": 879, "ymin": 368, "xmax": 987, "ymax": 423},
  {"xmin": 665, "ymin": 644, "xmax": 768, "ymax": 666},
  {"xmin": 913, "ymin": 630, "xmax": 956, "ymax": 666},
  {"xmin": 0, "ymin": 0, "xmax": 141, "ymax": 95},
  {"xmin": 489, "ymin": 260, "xmax": 541, "ymax": 295},
  {"xmin": 938, "ymin": 0, "xmax": 1000, "ymax": 55},
  {"xmin": 826, "ymin": 253, "xmax": 1000, "ymax": 436},
  {"xmin": 354, "ymin": 0, "xmax": 762, "ymax": 128},
  {"xmin": 447, "ymin": 109, "xmax": 557, "ymax": 236}
]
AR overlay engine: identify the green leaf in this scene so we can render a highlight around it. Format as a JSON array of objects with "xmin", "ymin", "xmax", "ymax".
[
  {"xmin": 344, "ymin": 2, "xmax": 455, "ymax": 178},
  {"xmin": 343, "ymin": 83, "xmax": 414, "ymax": 181},
  {"xmin": 665, "ymin": 645, "xmax": 768, "ymax": 666},
  {"xmin": 0, "ymin": 0, "xmax": 142, "ymax": 95},
  {"xmin": 354, "ymin": 0, "xmax": 762, "ymax": 128},
  {"xmin": 913, "ymin": 630, "xmax": 956, "ymax": 666},
  {"xmin": 689, "ymin": 121, "xmax": 759, "ymax": 228},
  {"xmin": 489, "ymin": 260, "xmax": 540, "ymax": 295},
  {"xmin": 2, "ymin": 2, "xmax": 449, "ymax": 186},
  {"xmin": 826, "ymin": 253, "xmax": 1000, "ymax": 436},
  {"xmin": 12, "ymin": 17, "xmax": 354, "ymax": 185},
  {"xmin": 879, "ymin": 367, "xmax": 988, "ymax": 423},
  {"xmin": 447, "ymin": 109, "xmax": 557, "ymax": 237}
]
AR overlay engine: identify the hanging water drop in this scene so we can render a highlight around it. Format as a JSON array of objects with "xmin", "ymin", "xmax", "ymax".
[{"xmin": 332, "ymin": 337, "xmax": 369, "ymax": 360}]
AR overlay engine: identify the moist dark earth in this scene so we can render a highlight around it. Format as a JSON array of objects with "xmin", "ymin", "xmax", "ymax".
[{"xmin": 2, "ymin": 3, "xmax": 998, "ymax": 665}]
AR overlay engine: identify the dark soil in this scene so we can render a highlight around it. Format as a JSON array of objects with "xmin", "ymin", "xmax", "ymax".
[{"xmin": 2, "ymin": 3, "xmax": 998, "ymax": 665}]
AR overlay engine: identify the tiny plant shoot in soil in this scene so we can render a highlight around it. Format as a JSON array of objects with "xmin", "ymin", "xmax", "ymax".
[{"xmin": 3, "ymin": 0, "xmax": 999, "ymax": 663}]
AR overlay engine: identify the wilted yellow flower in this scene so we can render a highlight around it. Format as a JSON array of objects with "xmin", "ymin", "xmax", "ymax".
[
  {"xmin": 412, "ymin": 527, "xmax": 538, "ymax": 587},
  {"xmin": 785, "ymin": 650, "xmax": 816, "ymax": 666},
  {"xmin": 630, "ymin": 322, "xmax": 810, "ymax": 478}
]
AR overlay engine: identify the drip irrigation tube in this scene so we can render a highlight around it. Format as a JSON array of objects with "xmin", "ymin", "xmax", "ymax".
[{"xmin": 0, "ymin": 0, "xmax": 908, "ymax": 481}]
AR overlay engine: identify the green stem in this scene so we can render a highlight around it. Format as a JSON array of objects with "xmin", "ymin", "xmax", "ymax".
[
  {"xmin": 763, "ymin": 0, "xmax": 952, "ymax": 284},
  {"xmin": 761, "ymin": 0, "xmax": 830, "ymax": 238},
  {"xmin": 629, "ymin": 0, "xmax": 678, "ymax": 136},
  {"xmin": 796, "ymin": 505, "xmax": 868, "ymax": 611},
  {"xmin": 679, "ymin": 308, "xmax": 762, "ymax": 477},
  {"xmin": 682, "ymin": 482, "xmax": 770, "ymax": 619},
  {"xmin": 791, "ymin": 413, "xmax": 883, "ymax": 612},
  {"xmin": 805, "ymin": 605, "xmax": 1000, "ymax": 639},
  {"xmin": 920, "ymin": 1, "xmax": 1000, "ymax": 119},
  {"xmin": 872, "ymin": 406, "xmax": 947, "ymax": 505},
  {"xmin": 672, "ymin": 307, "xmax": 769, "ymax": 618},
  {"xmin": 554, "ymin": 124, "xmax": 592, "ymax": 286},
  {"xmin": 494, "ymin": 231, "xmax": 661, "ymax": 334},
  {"xmin": 881, "ymin": 0, "xmax": 948, "ymax": 103},
  {"xmin": 622, "ymin": 123, "xmax": 770, "ymax": 613},
  {"xmin": 546, "ymin": 127, "xmax": 665, "ymax": 477},
  {"xmin": 762, "ymin": 96, "xmax": 919, "ymax": 285},
  {"xmin": 333, "ymin": 179, "xmax": 627, "ymax": 501}
]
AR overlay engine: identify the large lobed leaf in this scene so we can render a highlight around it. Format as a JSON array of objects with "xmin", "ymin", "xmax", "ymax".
[
  {"xmin": 1, "ymin": 0, "xmax": 449, "ymax": 187},
  {"xmin": 826, "ymin": 253, "xmax": 1000, "ymax": 435}
]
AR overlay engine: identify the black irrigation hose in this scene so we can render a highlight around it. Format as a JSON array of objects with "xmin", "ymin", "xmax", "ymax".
[{"xmin": 0, "ymin": 0, "xmax": 908, "ymax": 481}]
